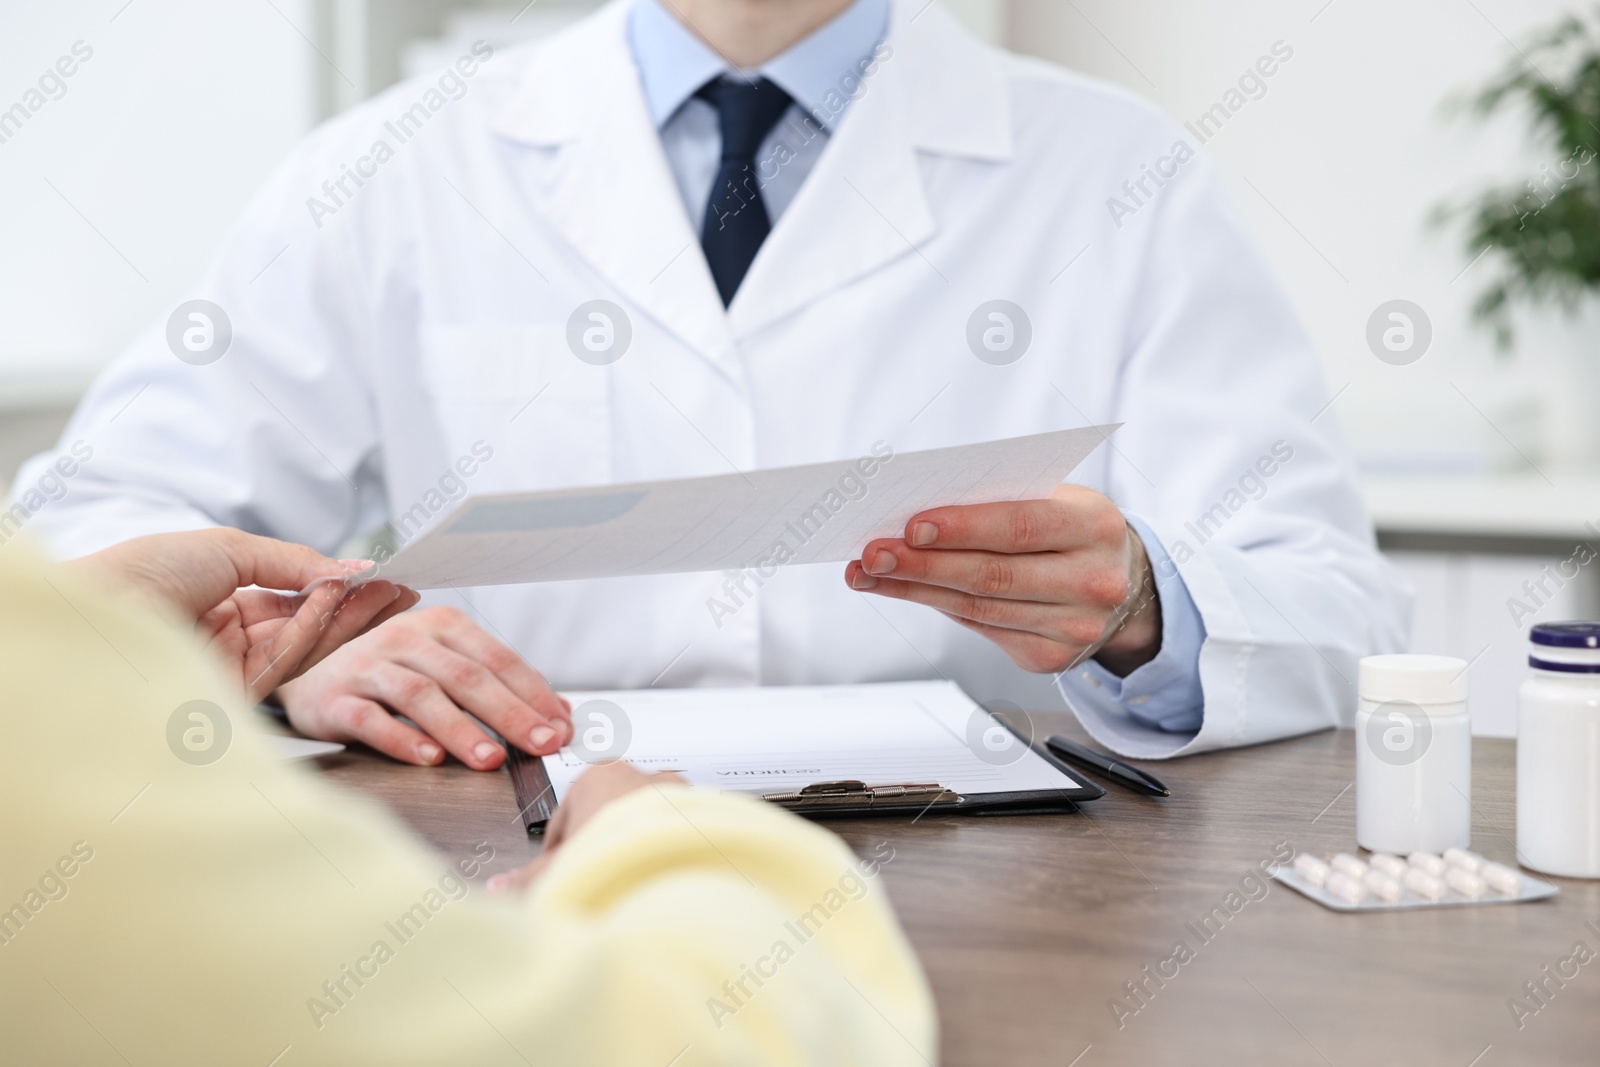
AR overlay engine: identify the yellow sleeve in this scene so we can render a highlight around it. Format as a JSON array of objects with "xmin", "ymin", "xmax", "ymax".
[{"xmin": 0, "ymin": 541, "xmax": 936, "ymax": 1066}]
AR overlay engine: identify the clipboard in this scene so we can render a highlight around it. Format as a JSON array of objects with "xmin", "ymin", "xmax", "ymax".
[{"xmin": 507, "ymin": 681, "xmax": 1103, "ymax": 834}]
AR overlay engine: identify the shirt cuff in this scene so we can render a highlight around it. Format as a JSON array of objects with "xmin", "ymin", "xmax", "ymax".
[{"xmin": 1055, "ymin": 514, "xmax": 1206, "ymax": 736}]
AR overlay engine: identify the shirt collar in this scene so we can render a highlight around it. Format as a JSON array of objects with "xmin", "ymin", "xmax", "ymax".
[{"xmin": 628, "ymin": 0, "xmax": 889, "ymax": 131}]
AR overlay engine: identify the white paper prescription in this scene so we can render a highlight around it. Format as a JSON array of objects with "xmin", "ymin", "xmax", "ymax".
[{"xmin": 375, "ymin": 426, "xmax": 1115, "ymax": 590}]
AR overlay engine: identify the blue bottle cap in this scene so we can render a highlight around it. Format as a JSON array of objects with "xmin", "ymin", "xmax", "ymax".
[{"xmin": 1529, "ymin": 622, "xmax": 1600, "ymax": 648}]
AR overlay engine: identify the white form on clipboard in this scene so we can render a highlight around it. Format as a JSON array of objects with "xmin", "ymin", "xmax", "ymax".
[{"xmin": 508, "ymin": 681, "xmax": 1102, "ymax": 830}]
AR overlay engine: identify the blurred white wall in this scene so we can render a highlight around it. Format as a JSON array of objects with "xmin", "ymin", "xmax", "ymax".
[
  {"xmin": 0, "ymin": 0, "xmax": 318, "ymax": 407},
  {"xmin": 0, "ymin": 0, "xmax": 1004, "ymax": 414},
  {"xmin": 1007, "ymin": 0, "xmax": 1598, "ymax": 474}
]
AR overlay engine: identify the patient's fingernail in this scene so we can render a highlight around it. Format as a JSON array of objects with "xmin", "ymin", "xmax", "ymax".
[
  {"xmin": 340, "ymin": 558, "xmax": 376, "ymax": 570},
  {"xmin": 473, "ymin": 741, "xmax": 501, "ymax": 764},
  {"xmin": 418, "ymin": 742, "xmax": 442, "ymax": 763},
  {"xmin": 909, "ymin": 522, "xmax": 937, "ymax": 547},
  {"xmin": 530, "ymin": 725, "xmax": 556, "ymax": 750},
  {"xmin": 866, "ymin": 549, "xmax": 897, "ymax": 575},
  {"xmin": 850, "ymin": 570, "xmax": 879, "ymax": 591}
]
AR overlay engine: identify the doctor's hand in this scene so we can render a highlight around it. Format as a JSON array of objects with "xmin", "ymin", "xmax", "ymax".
[
  {"xmin": 844, "ymin": 485, "xmax": 1162, "ymax": 676},
  {"xmin": 76, "ymin": 528, "xmax": 416, "ymax": 702},
  {"xmin": 274, "ymin": 606, "xmax": 573, "ymax": 771}
]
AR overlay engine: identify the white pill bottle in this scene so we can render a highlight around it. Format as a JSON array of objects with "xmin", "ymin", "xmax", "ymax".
[
  {"xmin": 1356, "ymin": 654, "xmax": 1471, "ymax": 855},
  {"xmin": 1518, "ymin": 622, "xmax": 1600, "ymax": 878}
]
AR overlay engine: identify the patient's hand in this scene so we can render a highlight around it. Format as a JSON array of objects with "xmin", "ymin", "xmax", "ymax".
[
  {"xmin": 76, "ymin": 528, "xmax": 415, "ymax": 701},
  {"xmin": 275, "ymin": 605, "xmax": 572, "ymax": 771},
  {"xmin": 489, "ymin": 762, "xmax": 687, "ymax": 893}
]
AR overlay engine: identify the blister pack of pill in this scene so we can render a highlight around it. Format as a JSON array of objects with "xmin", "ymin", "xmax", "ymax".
[{"xmin": 1269, "ymin": 847, "xmax": 1559, "ymax": 912}]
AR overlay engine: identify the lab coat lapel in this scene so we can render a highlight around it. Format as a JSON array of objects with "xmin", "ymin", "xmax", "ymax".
[
  {"xmin": 728, "ymin": 0, "xmax": 1012, "ymax": 338},
  {"xmin": 492, "ymin": 3, "xmax": 741, "ymax": 383}
]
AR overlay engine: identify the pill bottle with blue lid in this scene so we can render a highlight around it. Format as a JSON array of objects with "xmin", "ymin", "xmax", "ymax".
[
  {"xmin": 1518, "ymin": 622, "xmax": 1600, "ymax": 878},
  {"xmin": 1355, "ymin": 654, "xmax": 1471, "ymax": 855}
]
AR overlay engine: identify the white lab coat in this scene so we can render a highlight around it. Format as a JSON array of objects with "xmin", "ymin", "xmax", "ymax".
[{"xmin": 16, "ymin": 0, "xmax": 1408, "ymax": 757}]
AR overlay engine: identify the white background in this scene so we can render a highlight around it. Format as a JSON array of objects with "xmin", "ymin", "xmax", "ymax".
[
  {"xmin": 0, "ymin": 0, "xmax": 317, "ymax": 403},
  {"xmin": 1010, "ymin": 0, "xmax": 1598, "ymax": 474}
]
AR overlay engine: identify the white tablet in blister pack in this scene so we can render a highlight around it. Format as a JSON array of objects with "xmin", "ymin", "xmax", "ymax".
[{"xmin": 1270, "ymin": 848, "xmax": 1559, "ymax": 912}]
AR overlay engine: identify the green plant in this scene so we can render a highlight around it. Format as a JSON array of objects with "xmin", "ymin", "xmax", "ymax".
[{"xmin": 1440, "ymin": 11, "xmax": 1600, "ymax": 349}]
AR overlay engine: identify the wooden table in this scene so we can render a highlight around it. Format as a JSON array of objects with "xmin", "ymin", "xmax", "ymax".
[{"xmin": 316, "ymin": 716, "xmax": 1600, "ymax": 1066}]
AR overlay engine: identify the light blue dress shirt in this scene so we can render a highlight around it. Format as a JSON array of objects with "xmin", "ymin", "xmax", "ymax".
[
  {"xmin": 1068, "ymin": 516, "xmax": 1207, "ymax": 737},
  {"xmin": 628, "ymin": 0, "xmax": 889, "ymax": 231},
  {"xmin": 626, "ymin": 0, "xmax": 1208, "ymax": 738}
]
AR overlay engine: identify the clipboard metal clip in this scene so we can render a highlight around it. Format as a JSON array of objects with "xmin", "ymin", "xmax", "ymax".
[{"xmin": 762, "ymin": 779, "xmax": 960, "ymax": 810}]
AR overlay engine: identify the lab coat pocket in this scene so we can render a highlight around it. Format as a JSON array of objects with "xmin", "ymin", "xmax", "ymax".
[{"xmin": 418, "ymin": 321, "xmax": 612, "ymax": 490}]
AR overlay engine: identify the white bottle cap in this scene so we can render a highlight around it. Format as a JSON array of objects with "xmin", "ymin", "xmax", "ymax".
[{"xmin": 1358, "ymin": 654, "xmax": 1469, "ymax": 705}]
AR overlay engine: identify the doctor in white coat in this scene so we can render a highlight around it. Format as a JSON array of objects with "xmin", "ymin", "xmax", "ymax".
[{"xmin": 14, "ymin": 0, "xmax": 1408, "ymax": 766}]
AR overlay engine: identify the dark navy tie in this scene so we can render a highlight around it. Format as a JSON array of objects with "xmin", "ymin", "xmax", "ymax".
[{"xmin": 697, "ymin": 76, "xmax": 794, "ymax": 306}]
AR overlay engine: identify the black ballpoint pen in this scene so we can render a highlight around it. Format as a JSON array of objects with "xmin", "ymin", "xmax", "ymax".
[{"xmin": 1045, "ymin": 735, "xmax": 1171, "ymax": 797}]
